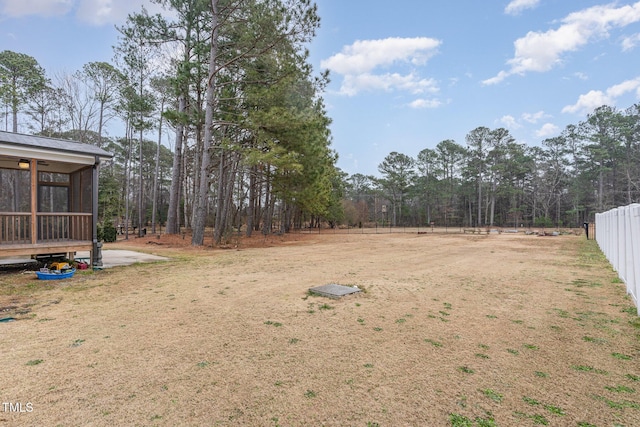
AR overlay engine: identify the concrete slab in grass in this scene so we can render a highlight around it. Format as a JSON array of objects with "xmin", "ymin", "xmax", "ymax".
[{"xmin": 309, "ymin": 283, "xmax": 361, "ymax": 299}]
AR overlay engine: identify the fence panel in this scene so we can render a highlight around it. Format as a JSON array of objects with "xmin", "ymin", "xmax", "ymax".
[
  {"xmin": 629, "ymin": 205, "xmax": 640, "ymax": 310},
  {"xmin": 596, "ymin": 204, "xmax": 640, "ymax": 314}
]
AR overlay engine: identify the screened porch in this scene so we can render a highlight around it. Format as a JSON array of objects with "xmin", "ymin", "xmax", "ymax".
[{"xmin": 0, "ymin": 131, "xmax": 112, "ymax": 265}]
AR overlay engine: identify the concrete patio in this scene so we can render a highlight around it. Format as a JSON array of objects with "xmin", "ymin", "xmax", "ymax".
[
  {"xmin": 0, "ymin": 250, "xmax": 168, "ymax": 268},
  {"xmin": 75, "ymin": 250, "xmax": 169, "ymax": 268}
]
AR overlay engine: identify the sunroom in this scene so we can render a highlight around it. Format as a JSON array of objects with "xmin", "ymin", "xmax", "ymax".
[{"xmin": 0, "ymin": 131, "xmax": 112, "ymax": 266}]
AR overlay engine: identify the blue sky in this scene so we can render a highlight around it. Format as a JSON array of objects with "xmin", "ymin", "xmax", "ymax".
[{"xmin": 2, "ymin": 0, "xmax": 640, "ymax": 176}]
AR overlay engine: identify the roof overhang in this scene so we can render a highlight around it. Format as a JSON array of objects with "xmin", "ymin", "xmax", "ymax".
[
  {"xmin": 0, "ymin": 131, "xmax": 113, "ymax": 174},
  {"xmin": 0, "ymin": 143, "xmax": 103, "ymax": 165}
]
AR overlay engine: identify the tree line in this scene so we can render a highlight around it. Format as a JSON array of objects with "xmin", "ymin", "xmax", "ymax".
[
  {"xmin": 345, "ymin": 104, "xmax": 640, "ymax": 229},
  {"xmin": 2, "ymin": 1, "xmax": 638, "ymax": 242},
  {"xmin": 0, "ymin": 0, "xmax": 342, "ymax": 245}
]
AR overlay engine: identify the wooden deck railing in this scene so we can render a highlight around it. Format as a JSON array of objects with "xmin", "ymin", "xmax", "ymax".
[
  {"xmin": 0, "ymin": 212, "xmax": 92, "ymax": 246},
  {"xmin": 0, "ymin": 213, "xmax": 31, "ymax": 244},
  {"xmin": 37, "ymin": 213, "xmax": 92, "ymax": 242}
]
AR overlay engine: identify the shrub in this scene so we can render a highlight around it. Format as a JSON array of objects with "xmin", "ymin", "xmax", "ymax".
[
  {"xmin": 534, "ymin": 217, "xmax": 554, "ymax": 228},
  {"xmin": 98, "ymin": 220, "xmax": 117, "ymax": 243}
]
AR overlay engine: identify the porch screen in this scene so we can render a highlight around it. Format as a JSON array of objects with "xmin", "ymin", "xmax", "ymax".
[
  {"xmin": 0, "ymin": 168, "xmax": 30, "ymax": 212},
  {"xmin": 38, "ymin": 172, "xmax": 69, "ymax": 212},
  {"xmin": 0, "ymin": 168, "xmax": 31, "ymax": 243}
]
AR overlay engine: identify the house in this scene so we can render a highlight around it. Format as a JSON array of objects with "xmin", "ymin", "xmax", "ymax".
[{"xmin": 0, "ymin": 130, "xmax": 113, "ymax": 267}]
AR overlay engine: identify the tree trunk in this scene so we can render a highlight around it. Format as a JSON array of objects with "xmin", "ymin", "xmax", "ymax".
[
  {"xmin": 217, "ymin": 154, "xmax": 238, "ymax": 243},
  {"xmin": 598, "ymin": 168, "xmax": 604, "ymax": 211},
  {"xmin": 262, "ymin": 168, "xmax": 272, "ymax": 235},
  {"xmin": 246, "ymin": 165, "xmax": 256, "ymax": 237},
  {"xmin": 11, "ymin": 105, "xmax": 17, "ymax": 133},
  {"xmin": 477, "ymin": 175, "xmax": 482, "ymax": 227},
  {"xmin": 97, "ymin": 100, "xmax": 105, "ymax": 148},
  {"xmin": 137, "ymin": 124, "xmax": 144, "ymax": 236},
  {"xmin": 214, "ymin": 148, "xmax": 226, "ymax": 244},
  {"xmin": 191, "ymin": 127, "xmax": 202, "ymax": 228},
  {"xmin": 235, "ymin": 166, "xmax": 245, "ymax": 235},
  {"xmin": 182, "ymin": 148, "xmax": 190, "ymax": 229},
  {"xmin": 255, "ymin": 167, "xmax": 263, "ymax": 232},
  {"xmin": 124, "ymin": 124, "xmax": 132, "ymax": 240},
  {"xmin": 191, "ymin": 0, "xmax": 219, "ymax": 246},
  {"xmin": 151, "ymin": 97, "xmax": 164, "ymax": 234},
  {"xmin": 489, "ymin": 179, "xmax": 496, "ymax": 226},
  {"xmin": 166, "ymin": 96, "xmax": 186, "ymax": 234}
]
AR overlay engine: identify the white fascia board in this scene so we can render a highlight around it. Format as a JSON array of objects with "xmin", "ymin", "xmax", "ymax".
[{"xmin": 0, "ymin": 144, "xmax": 99, "ymax": 165}]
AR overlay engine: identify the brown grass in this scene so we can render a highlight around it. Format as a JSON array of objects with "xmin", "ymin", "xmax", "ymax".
[{"xmin": 1, "ymin": 231, "xmax": 639, "ymax": 426}]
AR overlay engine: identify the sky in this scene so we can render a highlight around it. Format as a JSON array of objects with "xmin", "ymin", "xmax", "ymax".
[{"xmin": 1, "ymin": 0, "xmax": 640, "ymax": 177}]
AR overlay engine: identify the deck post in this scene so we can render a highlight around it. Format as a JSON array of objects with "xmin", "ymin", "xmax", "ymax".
[
  {"xmin": 29, "ymin": 159, "xmax": 37, "ymax": 245},
  {"xmin": 91, "ymin": 157, "xmax": 102, "ymax": 268}
]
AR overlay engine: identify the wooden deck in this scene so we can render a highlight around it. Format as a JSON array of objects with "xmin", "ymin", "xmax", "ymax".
[
  {"xmin": 0, "ymin": 213, "xmax": 93, "ymax": 262},
  {"xmin": 0, "ymin": 240, "xmax": 92, "ymax": 259}
]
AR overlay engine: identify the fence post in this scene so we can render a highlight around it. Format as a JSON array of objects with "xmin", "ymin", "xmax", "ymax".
[
  {"xmin": 610, "ymin": 208, "xmax": 616, "ymax": 261},
  {"xmin": 630, "ymin": 204, "xmax": 640, "ymax": 314},
  {"xmin": 616, "ymin": 207, "xmax": 625, "ymax": 280},
  {"xmin": 622, "ymin": 205, "xmax": 632, "ymax": 303}
]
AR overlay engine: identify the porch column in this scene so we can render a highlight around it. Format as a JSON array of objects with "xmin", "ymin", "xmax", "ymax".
[
  {"xmin": 92, "ymin": 157, "xmax": 102, "ymax": 267},
  {"xmin": 30, "ymin": 159, "xmax": 37, "ymax": 245}
]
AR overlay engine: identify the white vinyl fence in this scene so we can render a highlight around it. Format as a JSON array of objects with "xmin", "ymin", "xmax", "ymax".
[{"xmin": 595, "ymin": 204, "xmax": 640, "ymax": 315}]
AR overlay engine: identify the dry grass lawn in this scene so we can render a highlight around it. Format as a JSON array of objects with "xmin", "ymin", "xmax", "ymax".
[{"xmin": 1, "ymin": 231, "xmax": 639, "ymax": 426}]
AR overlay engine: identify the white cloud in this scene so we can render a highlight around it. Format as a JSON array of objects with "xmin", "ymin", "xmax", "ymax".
[
  {"xmin": 350, "ymin": 73, "xmax": 436, "ymax": 96},
  {"xmin": 484, "ymin": 1, "xmax": 640, "ymax": 84},
  {"xmin": 499, "ymin": 111, "xmax": 551, "ymax": 129},
  {"xmin": 76, "ymin": 0, "xmax": 167, "ymax": 26},
  {"xmin": 322, "ymin": 37, "xmax": 440, "ymax": 75},
  {"xmin": 505, "ymin": 0, "xmax": 540, "ymax": 16},
  {"xmin": 76, "ymin": 0, "xmax": 113, "ymax": 25},
  {"xmin": 0, "ymin": 0, "xmax": 73, "ymax": 17},
  {"xmin": 482, "ymin": 70, "xmax": 509, "ymax": 86},
  {"xmin": 322, "ymin": 37, "xmax": 441, "ymax": 96},
  {"xmin": 522, "ymin": 110, "xmax": 549, "ymax": 123},
  {"xmin": 562, "ymin": 90, "xmax": 613, "ymax": 115},
  {"xmin": 562, "ymin": 76, "xmax": 640, "ymax": 115},
  {"xmin": 607, "ymin": 77, "xmax": 640, "ymax": 97},
  {"xmin": 536, "ymin": 123, "xmax": 559, "ymax": 137},
  {"xmin": 409, "ymin": 98, "xmax": 442, "ymax": 109},
  {"xmin": 573, "ymin": 72, "xmax": 588, "ymax": 80},
  {"xmin": 621, "ymin": 33, "xmax": 640, "ymax": 51},
  {"xmin": 340, "ymin": 72, "xmax": 438, "ymax": 96},
  {"xmin": 499, "ymin": 115, "xmax": 521, "ymax": 129},
  {"xmin": 0, "ymin": 0, "xmax": 166, "ymax": 25}
]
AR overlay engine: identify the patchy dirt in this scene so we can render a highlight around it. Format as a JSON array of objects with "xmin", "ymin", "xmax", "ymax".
[{"xmin": 0, "ymin": 231, "xmax": 639, "ymax": 426}]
